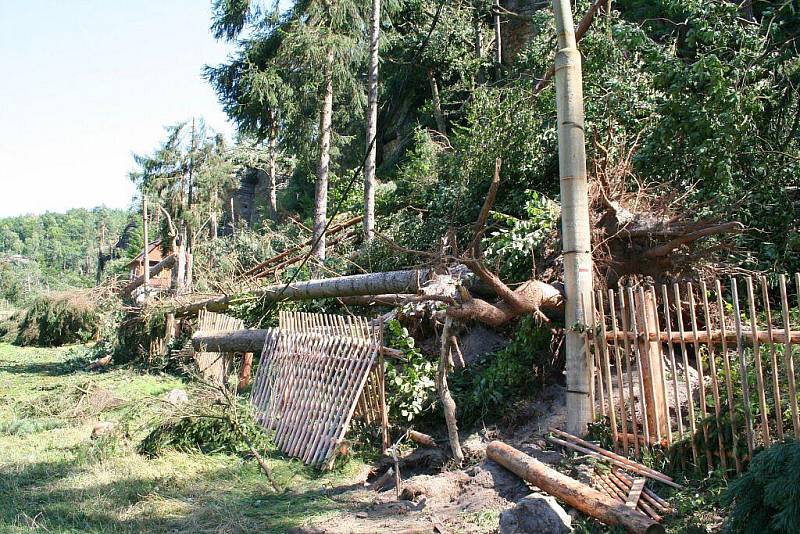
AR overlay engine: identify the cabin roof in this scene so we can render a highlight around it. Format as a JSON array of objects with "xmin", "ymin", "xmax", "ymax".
[{"xmin": 126, "ymin": 239, "xmax": 164, "ymax": 267}]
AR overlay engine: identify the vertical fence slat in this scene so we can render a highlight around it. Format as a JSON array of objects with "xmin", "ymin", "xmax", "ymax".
[
  {"xmin": 761, "ymin": 276, "xmax": 783, "ymax": 441},
  {"xmin": 731, "ymin": 278, "xmax": 756, "ymax": 458},
  {"xmin": 609, "ymin": 289, "xmax": 629, "ymax": 453},
  {"xmin": 637, "ymin": 286, "xmax": 663, "ymax": 444},
  {"xmin": 627, "ymin": 286, "xmax": 651, "ymax": 446},
  {"xmin": 716, "ymin": 279, "xmax": 742, "ymax": 474},
  {"xmin": 597, "ymin": 290, "xmax": 618, "ymax": 446},
  {"xmin": 746, "ymin": 276, "xmax": 771, "ymax": 445},
  {"xmin": 592, "ymin": 291, "xmax": 606, "ymax": 419},
  {"xmin": 687, "ymin": 282, "xmax": 714, "ymax": 471},
  {"xmin": 779, "ymin": 274, "xmax": 799, "ymax": 438},
  {"xmin": 583, "ymin": 293, "xmax": 596, "ymax": 422},
  {"xmin": 674, "ymin": 283, "xmax": 700, "ymax": 466},
  {"xmin": 701, "ymin": 280, "xmax": 727, "ymax": 473},
  {"xmin": 650, "ymin": 287, "xmax": 671, "ymax": 445},
  {"xmin": 619, "ymin": 289, "xmax": 641, "ymax": 457},
  {"xmin": 661, "ymin": 285, "xmax": 683, "ymax": 441}
]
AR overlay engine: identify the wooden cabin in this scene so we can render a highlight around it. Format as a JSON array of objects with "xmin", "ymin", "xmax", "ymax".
[{"xmin": 127, "ymin": 239, "xmax": 171, "ymax": 289}]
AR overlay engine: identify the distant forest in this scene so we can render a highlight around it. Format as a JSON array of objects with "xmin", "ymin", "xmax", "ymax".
[{"xmin": 0, "ymin": 207, "xmax": 133, "ymax": 303}]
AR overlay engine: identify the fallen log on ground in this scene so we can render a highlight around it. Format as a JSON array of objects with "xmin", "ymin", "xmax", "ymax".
[
  {"xmin": 192, "ymin": 329, "xmax": 405, "ymax": 359},
  {"xmin": 174, "ymin": 269, "xmax": 430, "ymax": 317},
  {"xmin": 486, "ymin": 441, "xmax": 664, "ymax": 534},
  {"xmin": 122, "ymin": 254, "xmax": 176, "ymax": 295}
]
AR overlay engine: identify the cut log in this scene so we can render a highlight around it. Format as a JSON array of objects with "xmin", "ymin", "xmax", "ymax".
[
  {"xmin": 192, "ymin": 329, "xmax": 405, "ymax": 359},
  {"xmin": 487, "ymin": 441, "xmax": 664, "ymax": 534},
  {"xmin": 238, "ymin": 352, "xmax": 253, "ymax": 392},
  {"xmin": 407, "ymin": 429, "xmax": 437, "ymax": 448},
  {"xmin": 175, "ymin": 269, "xmax": 430, "ymax": 317},
  {"xmin": 122, "ymin": 254, "xmax": 176, "ymax": 295}
]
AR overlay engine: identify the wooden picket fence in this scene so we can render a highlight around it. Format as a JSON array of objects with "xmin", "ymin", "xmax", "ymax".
[
  {"xmin": 250, "ymin": 311, "xmax": 388, "ymax": 469},
  {"xmin": 587, "ymin": 274, "xmax": 800, "ymax": 474}
]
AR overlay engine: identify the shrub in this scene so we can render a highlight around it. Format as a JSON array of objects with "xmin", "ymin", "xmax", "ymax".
[
  {"xmin": 15, "ymin": 291, "xmax": 102, "ymax": 346},
  {"xmin": 383, "ymin": 319, "xmax": 437, "ymax": 423},
  {"xmin": 722, "ymin": 440, "xmax": 800, "ymax": 533},
  {"xmin": 452, "ymin": 316, "xmax": 558, "ymax": 427},
  {"xmin": 138, "ymin": 401, "xmax": 270, "ymax": 457}
]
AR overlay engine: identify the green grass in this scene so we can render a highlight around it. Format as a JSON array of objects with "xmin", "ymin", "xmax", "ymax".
[{"xmin": 0, "ymin": 343, "xmax": 367, "ymax": 533}]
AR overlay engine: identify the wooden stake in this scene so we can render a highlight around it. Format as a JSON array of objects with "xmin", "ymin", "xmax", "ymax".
[
  {"xmin": 746, "ymin": 277, "xmax": 771, "ymax": 445},
  {"xmin": 627, "ymin": 286, "xmax": 651, "ymax": 445},
  {"xmin": 620, "ymin": 289, "xmax": 641, "ymax": 456},
  {"xmin": 378, "ymin": 317, "xmax": 389, "ymax": 453},
  {"xmin": 549, "ymin": 428, "xmax": 679, "ymax": 486},
  {"xmin": 700, "ymin": 281, "xmax": 726, "ymax": 473},
  {"xmin": 760, "ymin": 276, "xmax": 783, "ymax": 441},
  {"xmin": 649, "ymin": 287, "xmax": 671, "ymax": 445},
  {"xmin": 731, "ymin": 278, "xmax": 755, "ymax": 458},
  {"xmin": 660, "ymin": 285, "xmax": 682, "ymax": 441},
  {"xmin": 637, "ymin": 287, "xmax": 667, "ymax": 442},
  {"xmin": 673, "ymin": 283, "xmax": 699, "ymax": 466},
  {"xmin": 609, "ymin": 289, "xmax": 628, "ymax": 453},
  {"xmin": 546, "ymin": 434, "xmax": 681, "ymax": 489},
  {"xmin": 716, "ymin": 280, "xmax": 742, "ymax": 473},
  {"xmin": 597, "ymin": 290, "xmax": 618, "ymax": 445},
  {"xmin": 687, "ymin": 282, "xmax": 713, "ymax": 471},
  {"xmin": 779, "ymin": 275, "xmax": 799, "ymax": 438}
]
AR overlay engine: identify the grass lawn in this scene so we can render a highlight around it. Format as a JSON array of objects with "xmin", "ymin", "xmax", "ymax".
[{"xmin": 0, "ymin": 343, "xmax": 367, "ymax": 533}]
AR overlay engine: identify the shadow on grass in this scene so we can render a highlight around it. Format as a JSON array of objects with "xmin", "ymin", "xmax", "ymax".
[
  {"xmin": 0, "ymin": 455, "xmax": 367, "ymax": 534},
  {"xmin": 0, "ymin": 355, "xmax": 90, "ymax": 378}
]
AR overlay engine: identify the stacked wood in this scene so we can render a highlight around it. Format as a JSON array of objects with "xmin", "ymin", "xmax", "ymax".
[
  {"xmin": 547, "ymin": 429, "xmax": 681, "ymax": 489},
  {"xmin": 487, "ymin": 441, "xmax": 664, "ymax": 534}
]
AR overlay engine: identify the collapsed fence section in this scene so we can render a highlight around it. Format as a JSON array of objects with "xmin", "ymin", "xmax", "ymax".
[
  {"xmin": 250, "ymin": 311, "xmax": 388, "ymax": 469},
  {"xmin": 587, "ymin": 274, "xmax": 800, "ymax": 474}
]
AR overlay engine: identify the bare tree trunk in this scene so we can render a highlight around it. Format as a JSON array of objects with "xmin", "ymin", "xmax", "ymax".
[
  {"xmin": 313, "ymin": 47, "xmax": 335, "ymax": 262},
  {"xmin": 474, "ymin": 1, "xmax": 484, "ymax": 84},
  {"xmin": 364, "ymin": 0, "xmax": 381, "ymax": 242},
  {"xmin": 267, "ymin": 111, "xmax": 278, "ymax": 221},
  {"xmin": 494, "ymin": 0, "xmax": 502, "ymax": 80},
  {"xmin": 553, "ymin": 0, "xmax": 594, "ymax": 437},
  {"xmin": 427, "ymin": 70, "xmax": 447, "ymax": 134},
  {"xmin": 437, "ymin": 316, "xmax": 464, "ymax": 464},
  {"xmin": 142, "ymin": 196, "xmax": 150, "ymax": 294}
]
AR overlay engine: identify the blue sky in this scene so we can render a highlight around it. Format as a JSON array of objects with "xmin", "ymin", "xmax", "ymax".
[{"xmin": 0, "ymin": 1, "xmax": 239, "ymax": 217}]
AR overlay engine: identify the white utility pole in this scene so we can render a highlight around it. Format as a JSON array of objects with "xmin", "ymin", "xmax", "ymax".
[{"xmin": 552, "ymin": 0, "xmax": 594, "ymax": 436}]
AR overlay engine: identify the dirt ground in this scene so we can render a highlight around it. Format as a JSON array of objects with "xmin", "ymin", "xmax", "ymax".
[{"xmin": 295, "ymin": 385, "xmax": 569, "ymax": 534}]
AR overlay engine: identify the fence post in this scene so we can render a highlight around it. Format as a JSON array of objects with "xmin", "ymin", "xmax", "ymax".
[{"xmin": 635, "ymin": 288, "xmax": 669, "ymax": 442}]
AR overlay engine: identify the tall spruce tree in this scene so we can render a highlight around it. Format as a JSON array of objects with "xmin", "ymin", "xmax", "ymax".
[{"xmin": 208, "ymin": 0, "xmax": 369, "ymax": 261}]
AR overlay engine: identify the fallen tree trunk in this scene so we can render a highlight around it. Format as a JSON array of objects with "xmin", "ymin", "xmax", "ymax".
[
  {"xmin": 175, "ymin": 269, "xmax": 430, "ymax": 317},
  {"xmin": 486, "ymin": 441, "xmax": 664, "ymax": 534},
  {"xmin": 122, "ymin": 254, "xmax": 176, "ymax": 295},
  {"xmin": 446, "ymin": 279, "xmax": 564, "ymax": 327},
  {"xmin": 192, "ymin": 329, "xmax": 405, "ymax": 359}
]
